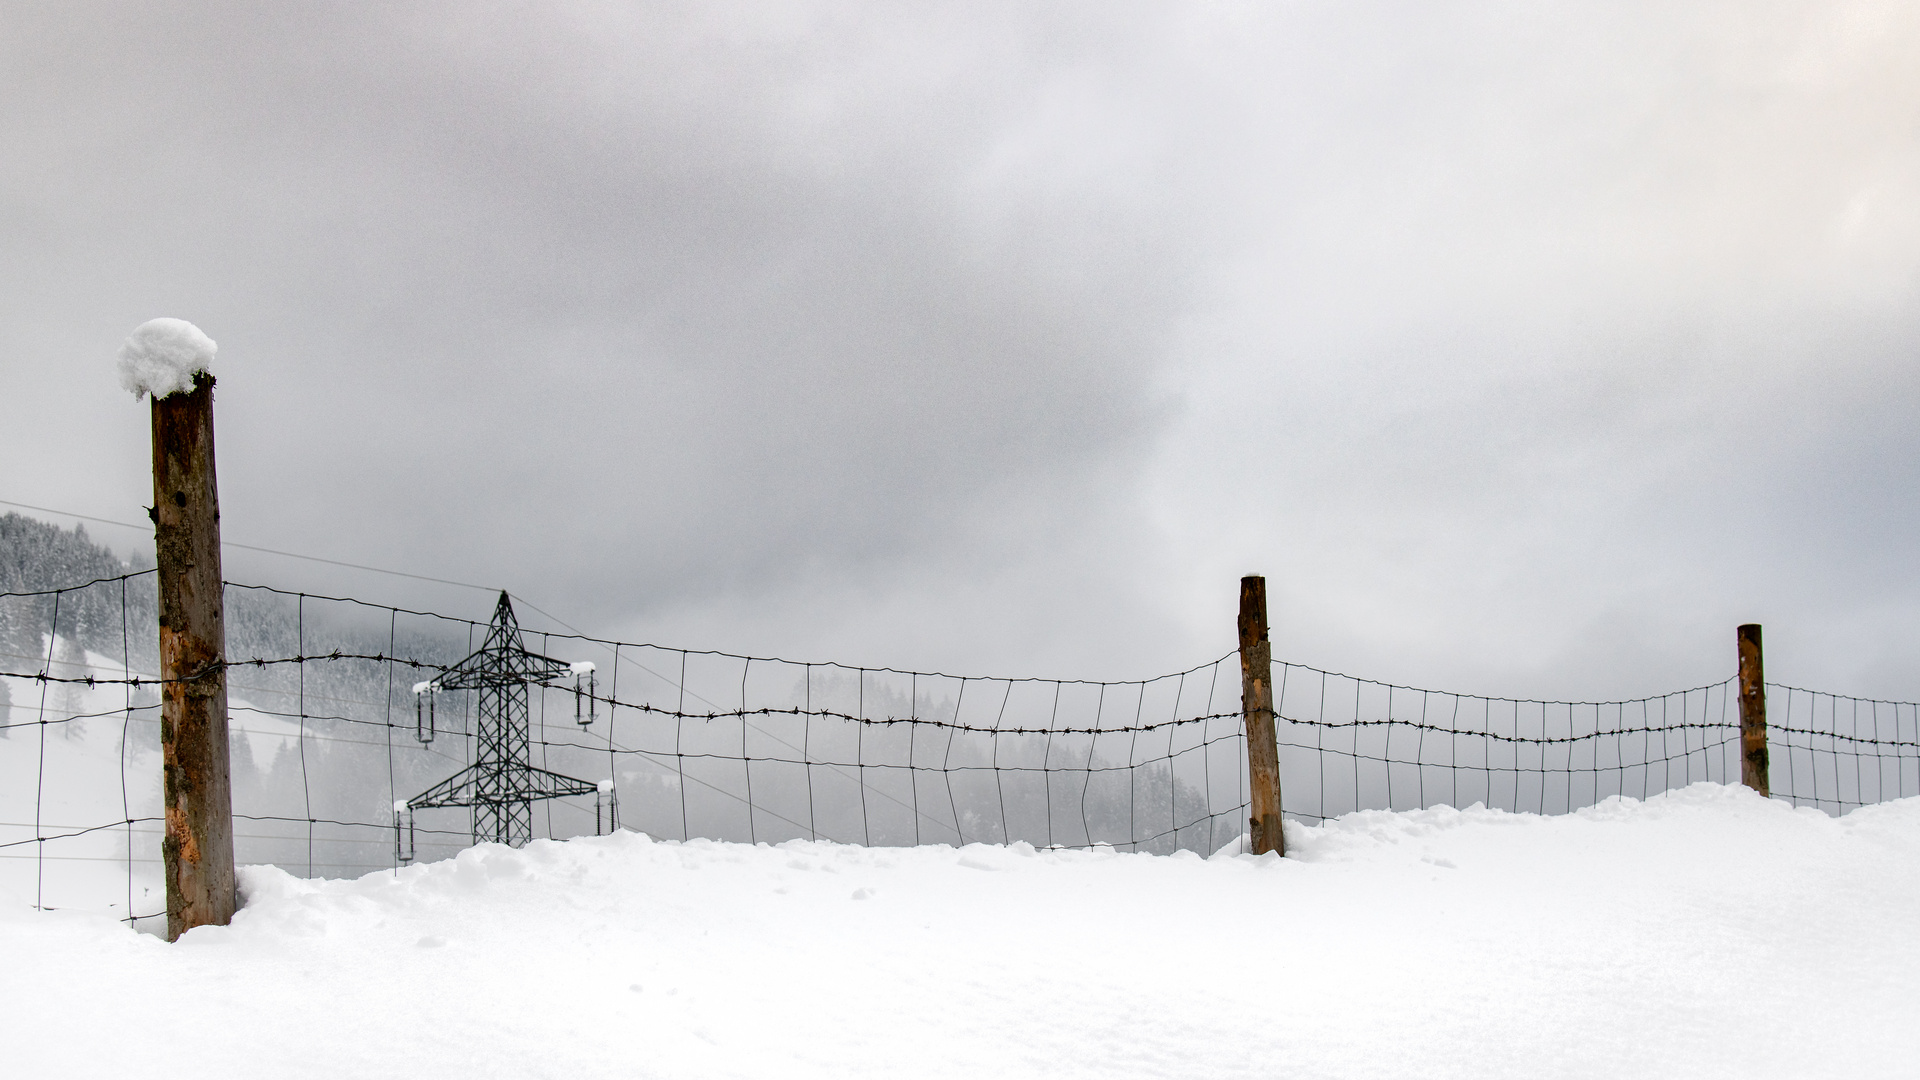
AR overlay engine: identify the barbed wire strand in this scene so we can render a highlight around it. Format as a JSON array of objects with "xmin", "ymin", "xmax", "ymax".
[{"xmin": 8, "ymin": 571, "xmax": 1919, "ymax": 930}]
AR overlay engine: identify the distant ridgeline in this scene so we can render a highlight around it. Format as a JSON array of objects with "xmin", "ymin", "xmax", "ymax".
[
  {"xmin": 0, "ymin": 508, "xmax": 468, "ymax": 658},
  {"xmin": 0, "ymin": 512, "xmax": 147, "ymax": 590},
  {"xmin": 1, "ymin": 513, "xmax": 478, "ymax": 870},
  {"xmin": 0, "ymin": 514, "xmax": 154, "ymax": 730},
  {"xmin": 0, "ymin": 511, "xmax": 465, "ymax": 739}
]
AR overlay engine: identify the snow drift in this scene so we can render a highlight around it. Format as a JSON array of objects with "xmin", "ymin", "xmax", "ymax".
[{"xmin": 4, "ymin": 784, "xmax": 1915, "ymax": 1079}]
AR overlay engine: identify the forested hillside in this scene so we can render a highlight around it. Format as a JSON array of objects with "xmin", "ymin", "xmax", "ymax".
[
  {"xmin": 1, "ymin": 514, "xmax": 156, "ymax": 669},
  {"xmin": 1, "ymin": 513, "xmax": 479, "ymax": 877}
]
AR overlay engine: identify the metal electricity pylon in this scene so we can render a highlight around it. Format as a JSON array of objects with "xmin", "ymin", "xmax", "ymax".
[{"xmin": 403, "ymin": 591, "xmax": 602, "ymax": 849}]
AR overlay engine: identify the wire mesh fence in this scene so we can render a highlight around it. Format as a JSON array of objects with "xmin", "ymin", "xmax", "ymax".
[
  {"xmin": 1271, "ymin": 662, "xmax": 1745, "ymax": 822},
  {"xmin": 1, "ymin": 571, "xmax": 161, "ymax": 927},
  {"xmin": 5, "ymin": 571, "xmax": 1918, "ymax": 934},
  {"xmin": 1, "ymin": 574, "xmax": 1247, "ymax": 932},
  {"xmin": 1765, "ymin": 684, "xmax": 1920, "ymax": 814}
]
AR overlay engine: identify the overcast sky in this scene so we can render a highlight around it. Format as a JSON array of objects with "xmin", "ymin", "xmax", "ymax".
[{"xmin": 3, "ymin": 1, "xmax": 1916, "ymax": 699}]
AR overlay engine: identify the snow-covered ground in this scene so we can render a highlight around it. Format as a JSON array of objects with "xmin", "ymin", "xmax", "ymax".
[
  {"xmin": 0, "ymin": 643, "xmax": 163, "ymax": 916},
  {"xmin": 4, "ymin": 783, "xmax": 1914, "ymax": 1079},
  {"xmin": 0, "ymin": 639, "xmax": 308, "ymax": 917}
]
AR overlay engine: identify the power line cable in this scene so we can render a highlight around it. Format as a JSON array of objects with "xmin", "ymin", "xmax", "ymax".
[{"xmin": 0, "ymin": 496, "xmax": 498, "ymax": 594}]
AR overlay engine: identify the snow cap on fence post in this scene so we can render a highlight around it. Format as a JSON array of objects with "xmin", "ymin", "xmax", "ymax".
[{"xmin": 117, "ymin": 318, "xmax": 217, "ymax": 400}]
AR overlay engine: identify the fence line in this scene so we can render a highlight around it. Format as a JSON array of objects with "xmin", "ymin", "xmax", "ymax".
[
  {"xmin": 3, "ymin": 570, "xmax": 1916, "ymax": 934},
  {"xmin": 2, "ymin": 574, "xmax": 1251, "ymax": 931},
  {"xmin": 1269, "ymin": 661, "xmax": 1742, "ymax": 822},
  {"xmin": 1764, "ymin": 684, "xmax": 1920, "ymax": 814}
]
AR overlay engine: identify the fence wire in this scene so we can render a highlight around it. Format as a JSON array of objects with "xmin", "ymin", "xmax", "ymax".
[
  {"xmin": 2, "ymin": 574, "xmax": 1245, "ymax": 933},
  {"xmin": 1271, "ymin": 661, "xmax": 1742, "ymax": 822},
  {"xmin": 1765, "ymin": 684, "xmax": 1920, "ymax": 814},
  {"xmin": 6, "ymin": 572, "xmax": 1918, "ymax": 935}
]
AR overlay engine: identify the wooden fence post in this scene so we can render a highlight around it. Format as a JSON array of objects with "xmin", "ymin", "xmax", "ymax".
[
  {"xmin": 1240, "ymin": 576, "xmax": 1283, "ymax": 855},
  {"xmin": 1736, "ymin": 623, "xmax": 1769, "ymax": 797},
  {"xmin": 153, "ymin": 371, "xmax": 236, "ymax": 939}
]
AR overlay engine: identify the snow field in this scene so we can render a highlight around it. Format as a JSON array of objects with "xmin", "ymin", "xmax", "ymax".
[
  {"xmin": 0, "ymin": 641, "xmax": 308, "ymax": 917},
  {"xmin": 4, "ymin": 783, "xmax": 1916, "ymax": 1079},
  {"xmin": 0, "ymin": 646, "xmax": 163, "ymax": 915}
]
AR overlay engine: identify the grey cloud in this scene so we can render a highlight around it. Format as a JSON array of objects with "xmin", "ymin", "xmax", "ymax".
[
  {"xmin": 3, "ymin": 1, "xmax": 1917, "ymax": 694},
  {"xmin": 3, "ymin": 2, "xmax": 1184, "ymax": 630}
]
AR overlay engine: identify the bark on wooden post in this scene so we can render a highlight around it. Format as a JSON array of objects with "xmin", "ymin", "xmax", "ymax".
[
  {"xmin": 1239, "ymin": 576, "xmax": 1284, "ymax": 856},
  {"xmin": 152, "ymin": 370, "xmax": 237, "ymax": 939},
  {"xmin": 1737, "ymin": 623, "xmax": 1769, "ymax": 797}
]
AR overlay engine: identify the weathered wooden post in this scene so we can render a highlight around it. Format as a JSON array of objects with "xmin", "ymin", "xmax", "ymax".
[
  {"xmin": 1736, "ymin": 623, "xmax": 1769, "ymax": 796},
  {"xmin": 121, "ymin": 319, "xmax": 236, "ymax": 939},
  {"xmin": 1239, "ymin": 575, "xmax": 1283, "ymax": 855}
]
